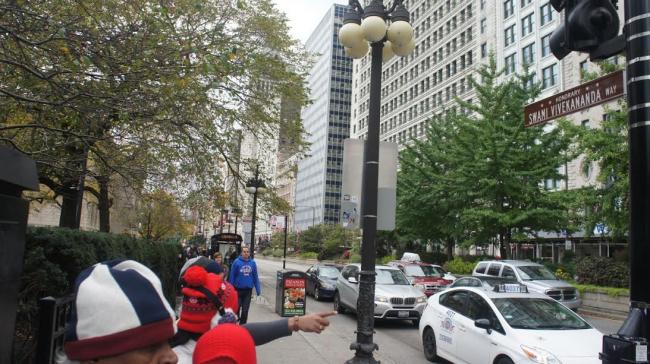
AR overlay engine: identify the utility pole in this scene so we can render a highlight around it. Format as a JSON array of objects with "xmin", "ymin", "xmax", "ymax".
[{"xmin": 548, "ymin": 0, "xmax": 650, "ymax": 359}]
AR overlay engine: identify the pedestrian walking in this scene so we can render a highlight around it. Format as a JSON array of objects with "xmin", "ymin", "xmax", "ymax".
[
  {"xmin": 228, "ymin": 246, "xmax": 260, "ymax": 324},
  {"xmin": 213, "ymin": 252, "xmax": 228, "ymax": 277}
]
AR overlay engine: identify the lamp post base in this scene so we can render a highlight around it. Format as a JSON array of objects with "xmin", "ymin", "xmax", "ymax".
[
  {"xmin": 345, "ymin": 356, "xmax": 380, "ymax": 364},
  {"xmin": 346, "ymin": 342, "xmax": 380, "ymax": 364}
]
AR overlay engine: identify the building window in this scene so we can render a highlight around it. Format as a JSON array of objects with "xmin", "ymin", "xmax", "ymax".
[
  {"xmin": 481, "ymin": 18, "xmax": 487, "ymax": 34},
  {"xmin": 505, "ymin": 25, "xmax": 516, "ymax": 46},
  {"xmin": 580, "ymin": 60, "xmax": 589, "ymax": 79},
  {"xmin": 540, "ymin": 3, "xmax": 553, "ymax": 26},
  {"xmin": 541, "ymin": 33, "xmax": 551, "ymax": 57},
  {"xmin": 581, "ymin": 119, "xmax": 590, "ymax": 128},
  {"xmin": 505, "ymin": 53, "xmax": 516, "ymax": 74},
  {"xmin": 542, "ymin": 63, "xmax": 558, "ymax": 89},
  {"xmin": 481, "ymin": 42, "xmax": 488, "ymax": 58},
  {"xmin": 481, "ymin": 0, "xmax": 486, "ymax": 10},
  {"xmin": 521, "ymin": 0, "xmax": 532, "ymax": 7},
  {"xmin": 522, "ymin": 43, "xmax": 535, "ymax": 65},
  {"xmin": 504, "ymin": 0, "xmax": 514, "ymax": 18},
  {"xmin": 521, "ymin": 13, "xmax": 534, "ymax": 37}
]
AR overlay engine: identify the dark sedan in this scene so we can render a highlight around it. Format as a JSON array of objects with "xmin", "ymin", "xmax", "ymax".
[{"xmin": 306, "ymin": 264, "xmax": 342, "ymax": 300}]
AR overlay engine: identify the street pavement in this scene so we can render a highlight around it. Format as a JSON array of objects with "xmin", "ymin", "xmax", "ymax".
[{"xmin": 250, "ymin": 257, "xmax": 623, "ymax": 364}]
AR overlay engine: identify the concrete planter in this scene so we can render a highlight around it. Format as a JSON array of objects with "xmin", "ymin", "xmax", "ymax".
[{"xmin": 581, "ymin": 291, "xmax": 629, "ymax": 319}]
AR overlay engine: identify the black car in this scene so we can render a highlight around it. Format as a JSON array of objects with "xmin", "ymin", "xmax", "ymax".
[
  {"xmin": 448, "ymin": 276, "xmax": 518, "ymax": 290},
  {"xmin": 306, "ymin": 264, "xmax": 342, "ymax": 300}
]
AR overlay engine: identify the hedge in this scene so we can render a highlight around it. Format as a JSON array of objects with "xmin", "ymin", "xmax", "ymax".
[
  {"xmin": 13, "ymin": 227, "xmax": 181, "ymax": 363},
  {"xmin": 575, "ymin": 256, "xmax": 629, "ymax": 288},
  {"xmin": 443, "ymin": 257, "xmax": 476, "ymax": 275}
]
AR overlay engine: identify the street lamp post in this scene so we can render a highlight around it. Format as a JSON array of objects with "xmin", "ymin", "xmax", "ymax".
[
  {"xmin": 338, "ymin": 1, "xmax": 413, "ymax": 363},
  {"xmin": 232, "ymin": 207, "xmax": 242, "ymax": 235},
  {"xmin": 245, "ymin": 165, "xmax": 267, "ymax": 259}
]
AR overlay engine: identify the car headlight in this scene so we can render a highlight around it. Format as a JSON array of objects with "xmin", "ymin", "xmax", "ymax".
[
  {"xmin": 416, "ymin": 296, "xmax": 427, "ymax": 303},
  {"xmin": 521, "ymin": 345, "xmax": 562, "ymax": 364},
  {"xmin": 375, "ymin": 295, "xmax": 389, "ymax": 303},
  {"xmin": 320, "ymin": 282, "xmax": 334, "ymax": 290},
  {"xmin": 414, "ymin": 283, "xmax": 426, "ymax": 292}
]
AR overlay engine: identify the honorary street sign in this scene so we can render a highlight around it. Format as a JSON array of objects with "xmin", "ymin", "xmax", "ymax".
[{"xmin": 525, "ymin": 70, "xmax": 624, "ymax": 127}]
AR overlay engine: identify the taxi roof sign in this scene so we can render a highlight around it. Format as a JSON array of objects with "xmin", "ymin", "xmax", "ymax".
[
  {"xmin": 401, "ymin": 252, "xmax": 421, "ymax": 262},
  {"xmin": 493, "ymin": 284, "xmax": 529, "ymax": 293}
]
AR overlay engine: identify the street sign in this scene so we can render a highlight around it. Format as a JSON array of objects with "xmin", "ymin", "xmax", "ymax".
[{"xmin": 524, "ymin": 70, "xmax": 624, "ymax": 127}]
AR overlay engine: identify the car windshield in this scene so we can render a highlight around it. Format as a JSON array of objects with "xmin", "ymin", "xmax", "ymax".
[
  {"xmin": 404, "ymin": 265, "xmax": 442, "ymax": 278},
  {"xmin": 432, "ymin": 266, "xmax": 447, "ymax": 275},
  {"xmin": 318, "ymin": 266, "xmax": 340, "ymax": 278},
  {"xmin": 493, "ymin": 298, "xmax": 591, "ymax": 330},
  {"xmin": 516, "ymin": 265, "xmax": 557, "ymax": 280},
  {"xmin": 376, "ymin": 269, "xmax": 411, "ymax": 285}
]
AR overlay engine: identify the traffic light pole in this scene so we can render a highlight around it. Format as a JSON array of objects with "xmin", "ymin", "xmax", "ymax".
[{"xmin": 618, "ymin": 0, "xmax": 650, "ymax": 342}]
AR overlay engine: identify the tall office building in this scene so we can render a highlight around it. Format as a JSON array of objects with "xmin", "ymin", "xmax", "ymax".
[
  {"xmin": 349, "ymin": 0, "xmax": 627, "ymax": 258},
  {"xmin": 294, "ymin": 4, "xmax": 353, "ymax": 231},
  {"xmin": 351, "ymin": 0, "xmax": 478, "ymax": 144}
]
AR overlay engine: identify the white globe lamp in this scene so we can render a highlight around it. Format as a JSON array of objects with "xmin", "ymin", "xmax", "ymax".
[
  {"xmin": 339, "ymin": 22, "xmax": 364, "ymax": 48},
  {"xmin": 382, "ymin": 41, "xmax": 395, "ymax": 62},
  {"xmin": 361, "ymin": 16, "xmax": 387, "ymax": 42},
  {"xmin": 387, "ymin": 20, "xmax": 413, "ymax": 47},
  {"xmin": 392, "ymin": 38, "xmax": 415, "ymax": 57},
  {"xmin": 345, "ymin": 41, "xmax": 369, "ymax": 59}
]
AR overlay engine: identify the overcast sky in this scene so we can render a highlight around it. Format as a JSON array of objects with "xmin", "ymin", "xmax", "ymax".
[{"xmin": 273, "ymin": 0, "xmax": 348, "ymax": 44}]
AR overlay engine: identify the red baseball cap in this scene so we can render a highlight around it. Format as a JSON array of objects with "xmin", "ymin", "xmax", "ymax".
[{"xmin": 193, "ymin": 324, "xmax": 256, "ymax": 364}]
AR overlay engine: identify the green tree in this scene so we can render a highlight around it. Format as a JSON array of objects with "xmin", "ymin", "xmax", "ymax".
[
  {"xmin": 137, "ymin": 190, "xmax": 191, "ymax": 241},
  {"xmin": 559, "ymin": 104, "xmax": 628, "ymax": 241},
  {"xmin": 398, "ymin": 58, "xmax": 572, "ymax": 258},
  {"xmin": 0, "ymin": 0, "xmax": 309, "ymax": 229}
]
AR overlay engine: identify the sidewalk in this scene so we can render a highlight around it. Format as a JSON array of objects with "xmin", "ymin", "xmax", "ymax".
[
  {"xmin": 248, "ymin": 292, "xmax": 352, "ymax": 364},
  {"xmin": 249, "ymin": 271, "xmax": 420, "ymax": 364}
]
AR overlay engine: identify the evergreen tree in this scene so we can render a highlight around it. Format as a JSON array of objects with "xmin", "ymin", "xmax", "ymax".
[{"xmin": 398, "ymin": 58, "xmax": 572, "ymax": 258}]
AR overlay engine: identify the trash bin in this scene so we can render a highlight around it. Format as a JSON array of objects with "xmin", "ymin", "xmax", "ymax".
[{"xmin": 275, "ymin": 270, "xmax": 307, "ymax": 317}]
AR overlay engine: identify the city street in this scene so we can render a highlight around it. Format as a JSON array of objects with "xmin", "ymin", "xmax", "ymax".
[{"xmin": 251, "ymin": 257, "xmax": 623, "ymax": 364}]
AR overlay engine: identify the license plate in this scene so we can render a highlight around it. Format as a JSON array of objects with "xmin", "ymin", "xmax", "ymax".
[{"xmin": 398, "ymin": 311, "xmax": 409, "ymax": 318}]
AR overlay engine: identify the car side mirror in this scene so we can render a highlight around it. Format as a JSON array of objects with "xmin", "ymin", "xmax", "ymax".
[
  {"xmin": 474, "ymin": 318, "xmax": 492, "ymax": 334},
  {"xmin": 347, "ymin": 276, "xmax": 358, "ymax": 284}
]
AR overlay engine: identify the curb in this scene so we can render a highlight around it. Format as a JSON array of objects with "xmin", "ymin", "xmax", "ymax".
[
  {"xmin": 257, "ymin": 255, "xmax": 340, "ymax": 265},
  {"xmin": 579, "ymin": 306, "xmax": 627, "ymax": 322}
]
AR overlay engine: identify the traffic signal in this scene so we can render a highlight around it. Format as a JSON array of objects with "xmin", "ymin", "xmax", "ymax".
[{"xmin": 549, "ymin": 0, "xmax": 620, "ymax": 60}]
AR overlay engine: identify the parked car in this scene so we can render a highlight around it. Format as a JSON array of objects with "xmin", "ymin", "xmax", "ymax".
[
  {"xmin": 472, "ymin": 260, "xmax": 582, "ymax": 310},
  {"xmin": 388, "ymin": 258, "xmax": 452, "ymax": 296},
  {"xmin": 334, "ymin": 264, "xmax": 427, "ymax": 324},
  {"xmin": 419, "ymin": 284, "xmax": 603, "ymax": 363},
  {"xmin": 448, "ymin": 276, "xmax": 518, "ymax": 290},
  {"xmin": 306, "ymin": 263, "xmax": 342, "ymax": 300}
]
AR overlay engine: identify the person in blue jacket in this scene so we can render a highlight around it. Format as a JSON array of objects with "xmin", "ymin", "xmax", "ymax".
[{"xmin": 228, "ymin": 246, "xmax": 260, "ymax": 324}]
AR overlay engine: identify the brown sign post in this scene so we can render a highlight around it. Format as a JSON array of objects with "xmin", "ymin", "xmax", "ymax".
[{"xmin": 524, "ymin": 70, "xmax": 625, "ymax": 127}]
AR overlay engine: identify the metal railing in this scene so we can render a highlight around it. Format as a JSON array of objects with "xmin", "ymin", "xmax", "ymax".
[{"xmin": 35, "ymin": 294, "xmax": 74, "ymax": 364}]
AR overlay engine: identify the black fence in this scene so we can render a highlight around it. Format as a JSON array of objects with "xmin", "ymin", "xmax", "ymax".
[{"xmin": 35, "ymin": 295, "xmax": 74, "ymax": 364}]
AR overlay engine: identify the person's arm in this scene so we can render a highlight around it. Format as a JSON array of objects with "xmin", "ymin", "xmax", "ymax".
[
  {"xmin": 243, "ymin": 319, "xmax": 291, "ymax": 346},
  {"xmin": 242, "ymin": 311, "xmax": 337, "ymax": 346}
]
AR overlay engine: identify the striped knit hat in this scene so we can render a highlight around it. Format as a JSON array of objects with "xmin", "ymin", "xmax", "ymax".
[{"xmin": 63, "ymin": 260, "xmax": 177, "ymax": 361}]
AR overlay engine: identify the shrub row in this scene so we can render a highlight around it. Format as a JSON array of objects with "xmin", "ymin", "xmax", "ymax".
[
  {"xmin": 443, "ymin": 257, "xmax": 476, "ymax": 275},
  {"xmin": 575, "ymin": 256, "xmax": 629, "ymax": 288},
  {"xmin": 13, "ymin": 227, "xmax": 181, "ymax": 363}
]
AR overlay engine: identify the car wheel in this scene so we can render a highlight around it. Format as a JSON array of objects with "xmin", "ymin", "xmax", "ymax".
[
  {"xmin": 314, "ymin": 287, "xmax": 321, "ymax": 301},
  {"xmin": 422, "ymin": 326, "xmax": 438, "ymax": 362},
  {"xmin": 496, "ymin": 357, "xmax": 514, "ymax": 364},
  {"xmin": 334, "ymin": 292, "xmax": 346, "ymax": 314}
]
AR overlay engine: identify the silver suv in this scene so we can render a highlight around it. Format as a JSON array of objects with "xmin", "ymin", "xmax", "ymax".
[
  {"xmin": 334, "ymin": 264, "xmax": 428, "ymax": 324},
  {"xmin": 472, "ymin": 260, "xmax": 582, "ymax": 310}
]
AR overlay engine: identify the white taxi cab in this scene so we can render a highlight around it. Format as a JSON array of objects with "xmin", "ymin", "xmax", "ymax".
[{"xmin": 419, "ymin": 284, "xmax": 603, "ymax": 364}]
